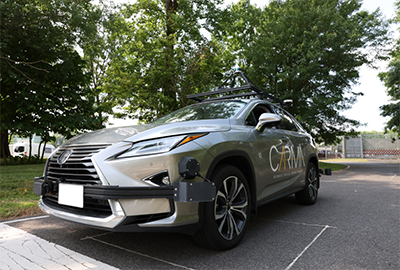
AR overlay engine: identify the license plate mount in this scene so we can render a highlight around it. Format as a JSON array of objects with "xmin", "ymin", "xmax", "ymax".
[{"xmin": 58, "ymin": 183, "xmax": 84, "ymax": 208}]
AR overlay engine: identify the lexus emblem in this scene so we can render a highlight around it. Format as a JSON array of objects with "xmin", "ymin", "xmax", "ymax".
[{"xmin": 57, "ymin": 150, "xmax": 73, "ymax": 165}]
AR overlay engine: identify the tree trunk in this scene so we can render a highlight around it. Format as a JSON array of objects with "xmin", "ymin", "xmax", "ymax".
[
  {"xmin": 164, "ymin": 0, "xmax": 179, "ymax": 112},
  {"xmin": 38, "ymin": 140, "xmax": 43, "ymax": 160},
  {"xmin": 28, "ymin": 135, "xmax": 32, "ymax": 161},
  {"xmin": 0, "ymin": 130, "xmax": 10, "ymax": 165},
  {"xmin": 8, "ymin": 132, "xmax": 13, "ymax": 164},
  {"xmin": 41, "ymin": 141, "xmax": 47, "ymax": 160}
]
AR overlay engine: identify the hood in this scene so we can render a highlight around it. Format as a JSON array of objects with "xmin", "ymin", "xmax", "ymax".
[
  {"xmin": 62, "ymin": 119, "xmax": 231, "ymax": 146},
  {"xmin": 63, "ymin": 124, "xmax": 160, "ymax": 146}
]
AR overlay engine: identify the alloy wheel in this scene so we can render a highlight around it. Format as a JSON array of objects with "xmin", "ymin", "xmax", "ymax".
[
  {"xmin": 214, "ymin": 176, "xmax": 248, "ymax": 240},
  {"xmin": 308, "ymin": 166, "xmax": 318, "ymax": 200}
]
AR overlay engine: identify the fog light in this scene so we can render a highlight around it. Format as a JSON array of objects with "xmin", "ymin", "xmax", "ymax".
[
  {"xmin": 162, "ymin": 176, "xmax": 171, "ymax": 185},
  {"xmin": 142, "ymin": 171, "xmax": 170, "ymax": 186}
]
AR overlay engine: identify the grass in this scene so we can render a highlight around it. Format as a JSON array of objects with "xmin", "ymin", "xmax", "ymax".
[
  {"xmin": 318, "ymin": 158, "xmax": 375, "ymax": 172},
  {"xmin": 322, "ymin": 158, "xmax": 368, "ymax": 163},
  {"xmin": 0, "ymin": 163, "xmax": 45, "ymax": 220},
  {"xmin": 319, "ymin": 161, "xmax": 346, "ymax": 171}
]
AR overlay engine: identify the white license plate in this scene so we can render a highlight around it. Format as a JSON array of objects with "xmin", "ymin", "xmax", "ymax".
[{"xmin": 58, "ymin": 183, "xmax": 84, "ymax": 208}]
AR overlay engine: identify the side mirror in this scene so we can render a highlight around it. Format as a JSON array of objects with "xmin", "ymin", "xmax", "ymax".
[
  {"xmin": 283, "ymin": 99, "xmax": 293, "ymax": 108},
  {"xmin": 255, "ymin": 113, "xmax": 282, "ymax": 132}
]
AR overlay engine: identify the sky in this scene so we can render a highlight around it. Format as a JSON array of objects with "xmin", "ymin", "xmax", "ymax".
[
  {"xmin": 108, "ymin": 0, "xmax": 398, "ymax": 131},
  {"xmin": 336, "ymin": 0, "xmax": 397, "ymax": 132}
]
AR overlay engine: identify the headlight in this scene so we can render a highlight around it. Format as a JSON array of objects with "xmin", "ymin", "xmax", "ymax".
[{"xmin": 117, "ymin": 134, "xmax": 206, "ymax": 158}]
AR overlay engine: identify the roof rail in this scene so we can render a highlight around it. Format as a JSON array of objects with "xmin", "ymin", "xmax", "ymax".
[{"xmin": 186, "ymin": 68, "xmax": 281, "ymax": 104}]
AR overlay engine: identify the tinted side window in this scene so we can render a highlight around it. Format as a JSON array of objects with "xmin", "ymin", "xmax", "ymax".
[
  {"xmin": 245, "ymin": 105, "xmax": 271, "ymax": 126},
  {"xmin": 245, "ymin": 111, "xmax": 257, "ymax": 126},
  {"xmin": 274, "ymin": 108, "xmax": 298, "ymax": 131},
  {"xmin": 14, "ymin": 146, "xmax": 25, "ymax": 152}
]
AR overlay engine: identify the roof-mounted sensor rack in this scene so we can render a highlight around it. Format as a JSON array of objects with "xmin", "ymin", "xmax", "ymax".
[{"xmin": 187, "ymin": 68, "xmax": 282, "ymax": 105}]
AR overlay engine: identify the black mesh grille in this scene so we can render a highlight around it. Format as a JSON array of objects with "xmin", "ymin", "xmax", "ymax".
[
  {"xmin": 43, "ymin": 144, "xmax": 112, "ymax": 216},
  {"xmin": 42, "ymin": 196, "xmax": 112, "ymax": 218}
]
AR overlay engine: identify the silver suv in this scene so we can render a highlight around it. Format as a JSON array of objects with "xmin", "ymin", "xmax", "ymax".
[{"xmin": 34, "ymin": 70, "xmax": 324, "ymax": 250}]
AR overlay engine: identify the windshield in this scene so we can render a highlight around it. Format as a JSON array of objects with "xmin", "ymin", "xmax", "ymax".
[
  {"xmin": 14, "ymin": 146, "xmax": 24, "ymax": 153},
  {"xmin": 152, "ymin": 101, "xmax": 246, "ymax": 124}
]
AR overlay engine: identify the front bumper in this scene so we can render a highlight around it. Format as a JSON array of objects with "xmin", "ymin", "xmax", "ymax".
[
  {"xmin": 34, "ymin": 175, "xmax": 215, "ymax": 231},
  {"xmin": 35, "ymin": 176, "xmax": 174, "ymax": 228},
  {"xmin": 34, "ymin": 177, "xmax": 215, "ymax": 202},
  {"xmin": 38, "ymin": 198, "xmax": 126, "ymax": 229}
]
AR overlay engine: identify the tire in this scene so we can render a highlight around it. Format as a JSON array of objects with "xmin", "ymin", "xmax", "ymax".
[
  {"xmin": 295, "ymin": 162, "xmax": 319, "ymax": 205},
  {"xmin": 193, "ymin": 165, "xmax": 251, "ymax": 250}
]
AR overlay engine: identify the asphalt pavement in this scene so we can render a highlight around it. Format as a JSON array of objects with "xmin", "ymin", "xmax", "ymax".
[{"xmin": 1, "ymin": 159, "xmax": 399, "ymax": 270}]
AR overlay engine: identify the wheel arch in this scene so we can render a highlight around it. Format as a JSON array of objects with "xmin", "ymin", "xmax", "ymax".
[
  {"xmin": 205, "ymin": 150, "xmax": 257, "ymax": 218},
  {"xmin": 309, "ymin": 155, "xmax": 319, "ymax": 169}
]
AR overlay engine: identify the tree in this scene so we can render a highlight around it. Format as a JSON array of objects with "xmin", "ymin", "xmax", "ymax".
[
  {"xmin": 379, "ymin": 44, "xmax": 400, "ymax": 139},
  {"xmin": 379, "ymin": 0, "xmax": 400, "ymax": 140},
  {"xmin": 220, "ymin": 0, "xmax": 390, "ymax": 144},
  {"xmin": 0, "ymin": 0, "xmax": 100, "ymax": 163},
  {"xmin": 101, "ymin": 0, "xmax": 234, "ymax": 123},
  {"xmin": 79, "ymin": 0, "xmax": 124, "ymax": 129}
]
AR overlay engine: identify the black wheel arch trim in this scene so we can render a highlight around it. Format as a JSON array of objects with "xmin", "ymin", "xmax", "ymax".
[{"xmin": 205, "ymin": 150, "xmax": 257, "ymax": 219}]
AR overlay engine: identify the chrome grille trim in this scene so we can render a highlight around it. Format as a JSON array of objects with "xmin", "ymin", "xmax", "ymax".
[
  {"xmin": 43, "ymin": 144, "xmax": 113, "ymax": 217},
  {"xmin": 46, "ymin": 144, "xmax": 111, "ymax": 185}
]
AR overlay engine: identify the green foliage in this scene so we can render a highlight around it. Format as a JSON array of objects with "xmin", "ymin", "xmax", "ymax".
[
  {"xmin": 0, "ymin": 0, "xmax": 392, "ymax": 154},
  {"xmin": 101, "ymin": 0, "xmax": 234, "ymax": 123},
  {"xmin": 80, "ymin": 0, "xmax": 121, "ymax": 128},
  {"xmin": 0, "ymin": 0, "xmax": 102, "ymax": 160},
  {"xmin": 379, "ymin": 0, "xmax": 400, "ymax": 140},
  {"xmin": 0, "ymin": 155, "xmax": 47, "ymax": 166},
  {"xmin": 220, "ymin": 0, "xmax": 390, "ymax": 144},
  {"xmin": 360, "ymin": 130, "xmax": 399, "ymax": 139}
]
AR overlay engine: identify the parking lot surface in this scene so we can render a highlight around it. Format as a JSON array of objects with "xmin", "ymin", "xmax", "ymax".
[{"xmin": 1, "ymin": 160, "xmax": 399, "ymax": 269}]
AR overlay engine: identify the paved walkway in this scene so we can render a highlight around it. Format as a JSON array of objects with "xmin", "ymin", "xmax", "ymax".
[{"xmin": 0, "ymin": 216, "xmax": 117, "ymax": 270}]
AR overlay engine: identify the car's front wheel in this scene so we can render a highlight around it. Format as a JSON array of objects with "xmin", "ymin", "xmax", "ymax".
[
  {"xmin": 193, "ymin": 165, "xmax": 251, "ymax": 250},
  {"xmin": 295, "ymin": 162, "xmax": 319, "ymax": 205}
]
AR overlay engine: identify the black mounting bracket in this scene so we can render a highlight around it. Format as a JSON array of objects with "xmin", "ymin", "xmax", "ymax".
[
  {"xmin": 175, "ymin": 156, "xmax": 216, "ymax": 202},
  {"xmin": 187, "ymin": 68, "xmax": 282, "ymax": 105}
]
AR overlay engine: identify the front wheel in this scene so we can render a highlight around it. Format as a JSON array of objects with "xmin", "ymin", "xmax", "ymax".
[
  {"xmin": 295, "ymin": 162, "xmax": 319, "ymax": 205},
  {"xmin": 193, "ymin": 165, "xmax": 251, "ymax": 250}
]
